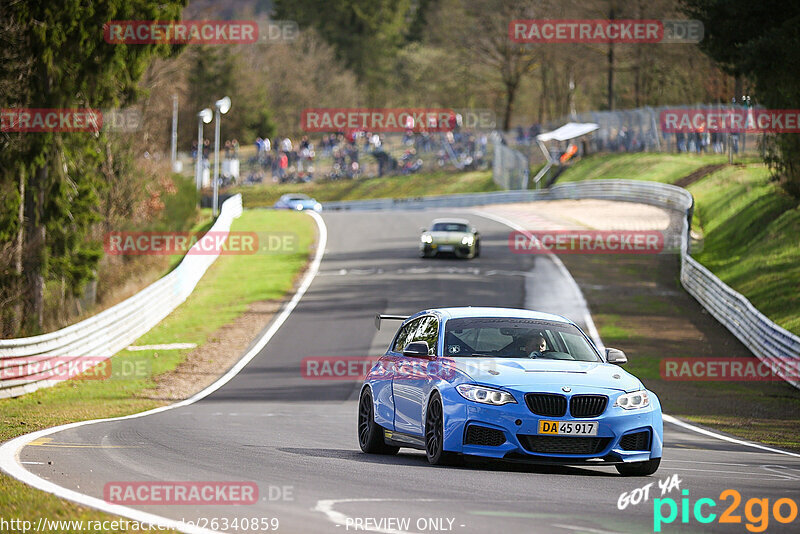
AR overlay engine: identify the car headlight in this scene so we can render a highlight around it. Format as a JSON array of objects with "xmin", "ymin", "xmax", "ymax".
[
  {"xmin": 614, "ymin": 390, "xmax": 650, "ymax": 410},
  {"xmin": 421, "ymin": 234, "xmax": 433, "ymax": 243},
  {"xmin": 461, "ymin": 235, "xmax": 474, "ymax": 246},
  {"xmin": 456, "ymin": 384, "xmax": 516, "ymax": 405}
]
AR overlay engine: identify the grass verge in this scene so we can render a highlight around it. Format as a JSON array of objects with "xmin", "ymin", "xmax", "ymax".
[
  {"xmin": 233, "ymin": 169, "xmax": 497, "ymax": 208},
  {"xmin": 557, "ymin": 152, "xmax": 729, "ymax": 184},
  {"xmin": 689, "ymin": 164, "xmax": 800, "ymax": 335},
  {"xmin": 0, "ymin": 209, "xmax": 316, "ymax": 532}
]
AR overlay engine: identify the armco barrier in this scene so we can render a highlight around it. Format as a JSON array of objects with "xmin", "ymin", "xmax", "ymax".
[
  {"xmin": 321, "ymin": 180, "xmax": 693, "ymax": 212},
  {"xmin": 0, "ymin": 194, "xmax": 243, "ymax": 398},
  {"xmin": 324, "ymin": 180, "xmax": 800, "ymax": 389}
]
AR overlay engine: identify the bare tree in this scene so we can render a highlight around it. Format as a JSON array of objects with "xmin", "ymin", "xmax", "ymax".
[{"xmin": 431, "ymin": 0, "xmax": 544, "ymax": 130}]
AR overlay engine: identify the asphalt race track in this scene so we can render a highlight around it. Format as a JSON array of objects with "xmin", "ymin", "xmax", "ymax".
[{"xmin": 12, "ymin": 210, "xmax": 800, "ymax": 534}]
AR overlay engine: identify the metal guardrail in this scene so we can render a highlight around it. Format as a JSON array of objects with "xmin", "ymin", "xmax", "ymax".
[
  {"xmin": 681, "ymin": 256, "xmax": 800, "ymax": 387},
  {"xmin": 0, "ymin": 194, "xmax": 244, "ymax": 398},
  {"xmin": 324, "ymin": 179, "xmax": 800, "ymax": 388},
  {"xmin": 322, "ymin": 179, "xmax": 692, "ymax": 212}
]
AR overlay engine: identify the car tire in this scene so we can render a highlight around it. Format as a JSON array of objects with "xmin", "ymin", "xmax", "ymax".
[
  {"xmin": 615, "ymin": 457, "xmax": 661, "ymax": 476},
  {"xmin": 424, "ymin": 393, "xmax": 462, "ymax": 466},
  {"xmin": 358, "ymin": 389, "xmax": 399, "ymax": 455}
]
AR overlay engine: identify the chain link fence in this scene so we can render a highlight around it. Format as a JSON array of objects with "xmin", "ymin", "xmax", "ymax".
[
  {"xmin": 507, "ymin": 104, "xmax": 765, "ymax": 158},
  {"xmin": 491, "ymin": 132, "xmax": 530, "ymax": 190}
]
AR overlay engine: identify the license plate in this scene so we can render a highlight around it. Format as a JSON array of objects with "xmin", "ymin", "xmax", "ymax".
[
  {"xmin": 538, "ymin": 420, "xmax": 598, "ymax": 436},
  {"xmin": 439, "ymin": 245, "xmax": 455, "ymax": 252}
]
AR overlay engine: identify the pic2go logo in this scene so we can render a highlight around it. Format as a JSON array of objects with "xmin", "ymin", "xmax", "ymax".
[{"xmin": 654, "ymin": 489, "xmax": 798, "ymax": 532}]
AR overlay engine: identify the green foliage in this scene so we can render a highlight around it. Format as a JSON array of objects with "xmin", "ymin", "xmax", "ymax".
[
  {"xmin": 186, "ymin": 46, "xmax": 238, "ymax": 123},
  {"xmin": 274, "ymin": 0, "xmax": 411, "ymax": 102},
  {"xmin": 0, "ymin": 0, "xmax": 187, "ymax": 334},
  {"xmin": 406, "ymin": 0, "xmax": 436, "ymax": 43},
  {"xmin": 145, "ymin": 175, "xmax": 198, "ymax": 233},
  {"xmin": 682, "ymin": 0, "xmax": 800, "ymax": 198},
  {"xmin": 181, "ymin": 45, "xmax": 276, "ymax": 146}
]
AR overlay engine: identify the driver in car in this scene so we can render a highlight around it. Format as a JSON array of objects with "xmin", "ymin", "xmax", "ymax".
[{"xmin": 521, "ymin": 333, "xmax": 547, "ymax": 358}]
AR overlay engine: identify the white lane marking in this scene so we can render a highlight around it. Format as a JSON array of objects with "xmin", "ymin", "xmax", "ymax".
[
  {"xmin": 0, "ymin": 211, "xmax": 328, "ymax": 534},
  {"xmin": 469, "ymin": 209, "xmax": 604, "ymax": 351},
  {"xmin": 552, "ymin": 524, "xmax": 624, "ymax": 534},
  {"xmin": 472, "ymin": 208, "xmax": 800, "ymax": 460},
  {"xmin": 21, "ymin": 461, "xmax": 44, "ymax": 465},
  {"xmin": 665, "ymin": 467, "xmax": 787, "ymax": 476},
  {"xmin": 314, "ymin": 498, "xmax": 437, "ymax": 534},
  {"xmin": 662, "ymin": 414, "xmax": 800, "ymax": 459},
  {"xmin": 761, "ymin": 465, "xmax": 800, "ymax": 480},
  {"xmin": 126, "ymin": 343, "xmax": 197, "ymax": 351}
]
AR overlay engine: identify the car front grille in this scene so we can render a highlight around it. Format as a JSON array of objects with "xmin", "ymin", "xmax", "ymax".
[
  {"xmin": 464, "ymin": 425, "xmax": 506, "ymax": 447},
  {"xmin": 518, "ymin": 435, "xmax": 612, "ymax": 455},
  {"xmin": 619, "ymin": 430, "xmax": 651, "ymax": 451},
  {"xmin": 525, "ymin": 393, "xmax": 567, "ymax": 417},
  {"xmin": 569, "ymin": 395, "xmax": 608, "ymax": 418}
]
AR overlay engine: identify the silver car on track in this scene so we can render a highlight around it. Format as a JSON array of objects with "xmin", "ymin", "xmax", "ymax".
[{"xmin": 419, "ymin": 218, "xmax": 481, "ymax": 259}]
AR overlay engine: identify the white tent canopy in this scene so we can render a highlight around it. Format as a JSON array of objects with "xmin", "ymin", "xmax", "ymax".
[
  {"xmin": 532, "ymin": 122, "xmax": 599, "ymax": 185},
  {"xmin": 537, "ymin": 122, "xmax": 599, "ymax": 142}
]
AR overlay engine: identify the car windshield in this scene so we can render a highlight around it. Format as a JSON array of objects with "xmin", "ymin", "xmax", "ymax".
[
  {"xmin": 287, "ymin": 195, "xmax": 310, "ymax": 201},
  {"xmin": 443, "ymin": 318, "xmax": 601, "ymax": 362},
  {"xmin": 431, "ymin": 222, "xmax": 468, "ymax": 232}
]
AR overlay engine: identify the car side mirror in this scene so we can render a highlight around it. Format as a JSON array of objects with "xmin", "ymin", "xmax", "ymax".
[
  {"xmin": 420, "ymin": 228, "xmax": 427, "ymax": 233},
  {"xmin": 606, "ymin": 348, "xmax": 627, "ymax": 365},
  {"xmin": 403, "ymin": 341, "xmax": 431, "ymax": 358}
]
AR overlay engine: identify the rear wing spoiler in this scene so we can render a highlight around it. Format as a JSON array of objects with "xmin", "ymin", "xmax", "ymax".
[{"xmin": 374, "ymin": 314, "xmax": 408, "ymax": 331}]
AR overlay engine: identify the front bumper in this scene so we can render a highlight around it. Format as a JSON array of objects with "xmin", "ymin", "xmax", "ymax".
[
  {"xmin": 420, "ymin": 242, "xmax": 475, "ymax": 257},
  {"xmin": 440, "ymin": 386, "xmax": 663, "ymax": 464}
]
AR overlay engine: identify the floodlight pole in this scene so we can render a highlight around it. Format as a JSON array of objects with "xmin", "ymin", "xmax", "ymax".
[
  {"xmin": 171, "ymin": 95, "xmax": 178, "ymax": 171},
  {"xmin": 212, "ymin": 97, "xmax": 231, "ymax": 217}
]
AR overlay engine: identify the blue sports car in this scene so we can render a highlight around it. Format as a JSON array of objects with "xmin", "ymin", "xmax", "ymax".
[{"xmin": 358, "ymin": 307, "xmax": 663, "ymax": 475}]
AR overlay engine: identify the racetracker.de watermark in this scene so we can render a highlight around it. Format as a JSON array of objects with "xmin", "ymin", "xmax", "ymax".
[
  {"xmin": 661, "ymin": 357, "xmax": 800, "ymax": 381},
  {"xmin": 660, "ymin": 109, "xmax": 800, "ymax": 133},
  {"xmin": 302, "ymin": 357, "xmax": 505, "ymax": 381},
  {"xmin": 1, "ymin": 108, "xmax": 143, "ymax": 133},
  {"xmin": 509, "ymin": 19, "xmax": 703, "ymax": 44},
  {"xmin": 509, "ymin": 230, "xmax": 664, "ymax": 254},
  {"xmin": 103, "ymin": 231, "xmax": 298, "ymax": 256},
  {"xmin": 1, "ymin": 109, "xmax": 102, "ymax": 132},
  {"xmin": 302, "ymin": 357, "xmax": 458, "ymax": 381},
  {"xmin": 103, "ymin": 482, "xmax": 266, "ymax": 505},
  {"xmin": 302, "ymin": 108, "xmax": 469, "ymax": 133},
  {"xmin": 0, "ymin": 356, "xmax": 150, "ymax": 382},
  {"xmin": 103, "ymin": 20, "xmax": 298, "ymax": 44}
]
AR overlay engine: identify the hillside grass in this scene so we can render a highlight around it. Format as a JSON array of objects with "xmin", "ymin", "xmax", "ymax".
[
  {"xmin": 689, "ymin": 164, "xmax": 800, "ymax": 335},
  {"xmin": 556, "ymin": 152, "xmax": 729, "ymax": 183},
  {"xmin": 233, "ymin": 170, "xmax": 497, "ymax": 208}
]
